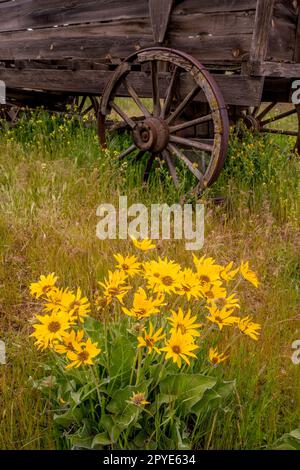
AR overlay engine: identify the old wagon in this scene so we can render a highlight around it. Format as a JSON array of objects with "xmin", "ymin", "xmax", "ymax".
[{"xmin": 0, "ymin": 0, "xmax": 299, "ymax": 193}]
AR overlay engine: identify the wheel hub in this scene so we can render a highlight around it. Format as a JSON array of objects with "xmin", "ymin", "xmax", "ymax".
[
  {"xmin": 243, "ymin": 114, "xmax": 261, "ymax": 132},
  {"xmin": 133, "ymin": 117, "xmax": 169, "ymax": 152}
]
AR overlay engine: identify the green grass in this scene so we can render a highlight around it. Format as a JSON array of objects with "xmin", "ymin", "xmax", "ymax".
[{"xmin": 0, "ymin": 109, "xmax": 299, "ymax": 449}]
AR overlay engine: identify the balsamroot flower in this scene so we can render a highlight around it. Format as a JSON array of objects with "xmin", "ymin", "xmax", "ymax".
[
  {"xmin": 66, "ymin": 338, "xmax": 101, "ymax": 369},
  {"xmin": 168, "ymin": 308, "xmax": 203, "ymax": 338},
  {"xmin": 114, "ymin": 254, "xmax": 141, "ymax": 277},
  {"xmin": 31, "ymin": 311, "xmax": 71, "ymax": 350},
  {"xmin": 209, "ymin": 347, "xmax": 228, "ymax": 366},
  {"xmin": 138, "ymin": 322, "xmax": 165, "ymax": 354},
  {"xmin": 240, "ymin": 261, "xmax": 259, "ymax": 288},
  {"xmin": 130, "ymin": 236, "xmax": 156, "ymax": 251},
  {"xmin": 161, "ymin": 332, "xmax": 199, "ymax": 368},
  {"xmin": 122, "ymin": 287, "xmax": 165, "ymax": 319},
  {"xmin": 30, "ymin": 273, "xmax": 58, "ymax": 299}
]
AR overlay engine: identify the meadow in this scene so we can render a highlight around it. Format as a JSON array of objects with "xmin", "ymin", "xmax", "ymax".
[{"xmin": 0, "ymin": 108, "xmax": 299, "ymax": 450}]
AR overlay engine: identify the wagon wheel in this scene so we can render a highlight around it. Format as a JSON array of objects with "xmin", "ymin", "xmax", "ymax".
[
  {"xmin": 242, "ymin": 103, "xmax": 300, "ymax": 153},
  {"xmin": 98, "ymin": 47, "xmax": 229, "ymax": 193},
  {"xmin": 71, "ymin": 95, "xmax": 100, "ymax": 122}
]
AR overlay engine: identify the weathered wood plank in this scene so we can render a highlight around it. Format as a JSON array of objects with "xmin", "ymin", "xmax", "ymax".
[
  {"xmin": 149, "ymin": 0, "xmax": 174, "ymax": 43},
  {"xmin": 0, "ymin": 67, "xmax": 264, "ymax": 106},
  {"xmin": 173, "ymin": 0, "xmax": 258, "ymax": 14},
  {"xmin": 267, "ymin": 0, "xmax": 298, "ymax": 62},
  {"xmin": 0, "ymin": 0, "xmax": 149, "ymax": 32},
  {"xmin": 170, "ymin": 11, "xmax": 256, "ymax": 36},
  {"xmin": 250, "ymin": 0, "xmax": 275, "ymax": 63},
  {"xmin": 249, "ymin": 61, "xmax": 300, "ymax": 77},
  {"xmin": 0, "ymin": 0, "xmax": 258, "ymax": 33},
  {"xmin": 295, "ymin": 5, "xmax": 300, "ymax": 63},
  {"xmin": 0, "ymin": 17, "xmax": 254, "ymax": 63}
]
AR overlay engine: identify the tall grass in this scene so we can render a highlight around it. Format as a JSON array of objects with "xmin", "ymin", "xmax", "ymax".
[{"xmin": 0, "ymin": 109, "xmax": 299, "ymax": 449}]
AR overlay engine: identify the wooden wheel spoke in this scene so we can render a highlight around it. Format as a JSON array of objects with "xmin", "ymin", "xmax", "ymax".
[
  {"xmin": 260, "ymin": 108, "xmax": 296, "ymax": 127},
  {"xmin": 256, "ymin": 102, "xmax": 276, "ymax": 121},
  {"xmin": 132, "ymin": 150, "xmax": 146, "ymax": 163},
  {"xmin": 151, "ymin": 60, "xmax": 161, "ymax": 117},
  {"xmin": 169, "ymin": 114, "xmax": 213, "ymax": 133},
  {"xmin": 91, "ymin": 96, "xmax": 100, "ymax": 114},
  {"xmin": 109, "ymin": 101, "xmax": 136, "ymax": 129},
  {"xmin": 81, "ymin": 103, "xmax": 94, "ymax": 116},
  {"xmin": 169, "ymin": 135, "xmax": 214, "ymax": 152},
  {"xmin": 166, "ymin": 84, "xmax": 200, "ymax": 125},
  {"xmin": 161, "ymin": 65, "xmax": 180, "ymax": 120},
  {"xmin": 168, "ymin": 144, "xmax": 204, "ymax": 183},
  {"xmin": 162, "ymin": 149, "xmax": 179, "ymax": 188},
  {"xmin": 143, "ymin": 154, "xmax": 156, "ymax": 181},
  {"xmin": 124, "ymin": 79, "xmax": 151, "ymax": 118},
  {"xmin": 117, "ymin": 144, "xmax": 137, "ymax": 160},
  {"xmin": 78, "ymin": 96, "xmax": 87, "ymax": 113}
]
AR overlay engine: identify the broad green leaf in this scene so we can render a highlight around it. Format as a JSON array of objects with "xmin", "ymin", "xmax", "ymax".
[
  {"xmin": 108, "ymin": 335, "xmax": 136, "ymax": 388},
  {"xmin": 159, "ymin": 374, "xmax": 217, "ymax": 413},
  {"xmin": 92, "ymin": 432, "xmax": 111, "ymax": 448},
  {"xmin": 54, "ymin": 408, "xmax": 82, "ymax": 428},
  {"xmin": 70, "ymin": 435, "xmax": 93, "ymax": 449},
  {"xmin": 273, "ymin": 428, "xmax": 300, "ymax": 450},
  {"xmin": 192, "ymin": 380, "xmax": 235, "ymax": 416}
]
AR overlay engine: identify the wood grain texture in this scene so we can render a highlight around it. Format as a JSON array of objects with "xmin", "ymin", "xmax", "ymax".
[
  {"xmin": 0, "ymin": 0, "xmax": 149, "ymax": 32},
  {"xmin": 267, "ymin": 0, "xmax": 299, "ymax": 62},
  {"xmin": 0, "ymin": 0, "xmax": 258, "ymax": 64},
  {"xmin": 0, "ymin": 16, "xmax": 255, "ymax": 63},
  {"xmin": 250, "ymin": 0, "xmax": 275, "ymax": 62},
  {"xmin": 250, "ymin": 61, "xmax": 300, "ymax": 77},
  {"xmin": 149, "ymin": 0, "xmax": 173, "ymax": 43},
  {"xmin": 0, "ymin": 67, "xmax": 264, "ymax": 106}
]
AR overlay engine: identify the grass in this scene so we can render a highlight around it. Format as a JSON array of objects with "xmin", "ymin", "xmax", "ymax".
[{"xmin": 0, "ymin": 109, "xmax": 299, "ymax": 449}]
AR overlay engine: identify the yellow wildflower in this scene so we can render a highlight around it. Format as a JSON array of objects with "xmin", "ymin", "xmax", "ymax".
[
  {"xmin": 143, "ymin": 257, "xmax": 181, "ymax": 295},
  {"xmin": 219, "ymin": 262, "xmax": 239, "ymax": 282},
  {"xmin": 209, "ymin": 347, "xmax": 228, "ymax": 365},
  {"xmin": 131, "ymin": 236, "xmax": 156, "ymax": 251},
  {"xmin": 31, "ymin": 311, "xmax": 71, "ymax": 350},
  {"xmin": 98, "ymin": 270, "xmax": 131, "ymax": 304},
  {"xmin": 203, "ymin": 281, "xmax": 227, "ymax": 303},
  {"xmin": 210, "ymin": 293, "xmax": 240, "ymax": 311},
  {"xmin": 193, "ymin": 255, "xmax": 221, "ymax": 288},
  {"xmin": 122, "ymin": 287, "xmax": 165, "ymax": 319},
  {"xmin": 30, "ymin": 273, "xmax": 58, "ymax": 298},
  {"xmin": 66, "ymin": 338, "xmax": 101, "ymax": 369},
  {"xmin": 114, "ymin": 254, "xmax": 141, "ymax": 277},
  {"xmin": 238, "ymin": 316, "xmax": 261, "ymax": 340},
  {"xmin": 129, "ymin": 392, "xmax": 150, "ymax": 407},
  {"xmin": 161, "ymin": 332, "xmax": 198, "ymax": 368},
  {"xmin": 240, "ymin": 261, "xmax": 259, "ymax": 288},
  {"xmin": 168, "ymin": 308, "xmax": 203, "ymax": 338},
  {"xmin": 138, "ymin": 322, "xmax": 165, "ymax": 354},
  {"xmin": 177, "ymin": 268, "xmax": 204, "ymax": 300},
  {"xmin": 54, "ymin": 330, "xmax": 85, "ymax": 358},
  {"xmin": 206, "ymin": 305, "xmax": 239, "ymax": 330}
]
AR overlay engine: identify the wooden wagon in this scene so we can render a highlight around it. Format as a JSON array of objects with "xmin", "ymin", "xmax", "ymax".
[{"xmin": 0, "ymin": 0, "xmax": 300, "ymax": 192}]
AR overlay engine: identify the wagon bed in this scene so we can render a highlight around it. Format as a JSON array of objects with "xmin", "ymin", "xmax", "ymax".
[{"xmin": 0, "ymin": 0, "xmax": 299, "ymax": 192}]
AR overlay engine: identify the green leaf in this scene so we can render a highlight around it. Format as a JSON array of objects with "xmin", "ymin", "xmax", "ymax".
[
  {"xmin": 92, "ymin": 433, "xmax": 111, "ymax": 448},
  {"xmin": 159, "ymin": 374, "xmax": 217, "ymax": 413},
  {"xmin": 192, "ymin": 380, "xmax": 236, "ymax": 416},
  {"xmin": 70, "ymin": 435, "xmax": 93, "ymax": 449},
  {"xmin": 70, "ymin": 390, "xmax": 82, "ymax": 405},
  {"xmin": 54, "ymin": 408, "xmax": 82, "ymax": 428},
  {"xmin": 108, "ymin": 335, "xmax": 136, "ymax": 388},
  {"xmin": 273, "ymin": 428, "xmax": 300, "ymax": 450}
]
